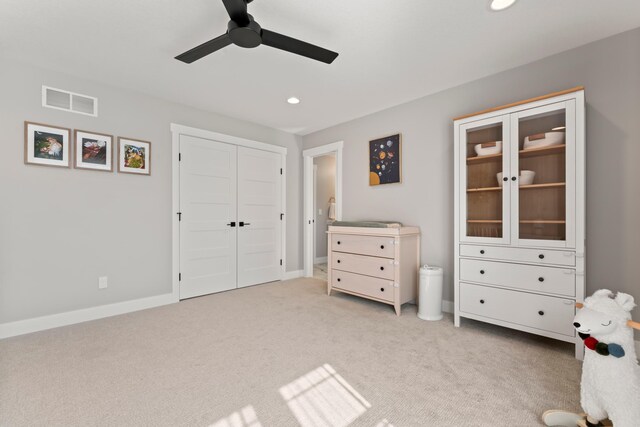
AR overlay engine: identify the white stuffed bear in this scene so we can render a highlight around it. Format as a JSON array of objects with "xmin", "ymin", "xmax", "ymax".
[{"xmin": 573, "ymin": 290, "xmax": 640, "ymax": 427}]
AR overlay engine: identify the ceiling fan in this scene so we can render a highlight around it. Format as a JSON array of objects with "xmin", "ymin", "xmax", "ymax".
[{"xmin": 175, "ymin": 0, "xmax": 339, "ymax": 64}]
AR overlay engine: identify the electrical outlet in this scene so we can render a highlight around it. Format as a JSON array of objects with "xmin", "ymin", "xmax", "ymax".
[{"xmin": 98, "ymin": 276, "xmax": 108, "ymax": 289}]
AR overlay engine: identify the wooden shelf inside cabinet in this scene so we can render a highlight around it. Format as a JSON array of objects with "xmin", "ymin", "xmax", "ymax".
[
  {"xmin": 519, "ymin": 182, "xmax": 566, "ymax": 190},
  {"xmin": 467, "ymin": 186, "xmax": 503, "ymax": 193},
  {"xmin": 519, "ymin": 144, "xmax": 566, "ymax": 158},
  {"xmin": 467, "ymin": 220, "xmax": 566, "ymax": 224},
  {"xmin": 467, "ymin": 152, "xmax": 503, "ymax": 164}
]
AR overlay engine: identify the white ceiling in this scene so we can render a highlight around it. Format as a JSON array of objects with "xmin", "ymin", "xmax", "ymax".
[{"xmin": 2, "ymin": 1, "xmax": 640, "ymax": 135}]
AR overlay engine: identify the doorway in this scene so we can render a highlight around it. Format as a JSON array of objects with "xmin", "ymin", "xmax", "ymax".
[{"xmin": 302, "ymin": 142, "xmax": 343, "ymax": 278}]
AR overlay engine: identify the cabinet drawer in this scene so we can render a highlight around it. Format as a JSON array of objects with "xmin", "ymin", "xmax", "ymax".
[
  {"xmin": 460, "ymin": 244, "xmax": 576, "ymax": 266},
  {"xmin": 331, "ymin": 234, "xmax": 395, "ymax": 258},
  {"xmin": 331, "ymin": 252, "xmax": 395, "ymax": 280},
  {"xmin": 331, "ymin": 270, "xmax": 394, "ymax": 302},
  {"xmin": 460, "ymin": 259, "xmax": 575, "ymax": 297},
  {"xmin": 459, "ymin": 283, "xmax": 575, "ymax": 336}
]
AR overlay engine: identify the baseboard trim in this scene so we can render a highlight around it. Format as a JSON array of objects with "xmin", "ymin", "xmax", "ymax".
[
  {"xmin": 0, "ymin": 293, "xmax": 178, "ymax": 340},
  {"xmin": 314, "ymin": 256, "xmax": 327, "ymax": 264},
  {"xmin": 282, "ymin": 270, "xmax": 304, "ymax": 280},
  {"xmin": 442, "ymin": 300, "xmax": 454, "ymax": 314}
]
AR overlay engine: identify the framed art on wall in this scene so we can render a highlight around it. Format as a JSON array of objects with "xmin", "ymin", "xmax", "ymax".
[
  {"xmin": 118, "ymin": 137, "xmax": 151, "ymax": 175},
  {"xmin": 24, "ymin": 121, "xmax": 71, "ymax": 168},
  {"xmin": 369, "ymin": 133, "xmax": 401, "ymax": 186},
  {"xmin": 74, "ymin": 130, "xmax": 113, "ymax": 171}
]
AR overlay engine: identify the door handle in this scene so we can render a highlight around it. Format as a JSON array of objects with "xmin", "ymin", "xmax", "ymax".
[
  {"xmin": 226, "ymin": 221, "xmax": 236, "ymax": 227},
  {"xmin": 239, "ymin": 222, "xmax": 251, "ymax": 227}
]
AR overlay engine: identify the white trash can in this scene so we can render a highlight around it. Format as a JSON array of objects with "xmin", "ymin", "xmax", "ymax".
[{"xmin": 418, "ymin": 265, "xmax": 444, "ymax": 321}]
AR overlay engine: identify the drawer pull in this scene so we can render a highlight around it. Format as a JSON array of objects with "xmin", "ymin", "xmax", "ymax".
[
  {"xmin": 538, "ymin": 254, "xmax": 545, "ymax": 259},
  {"xmin": 480, "ymin": 299, "xmax": 485, "ymax": 304},
  {"xmin": 337, "ymin": 241, "xmax": 341, "ymax": 245},
  {"xmin": 380, "ymin": 287, "xmax": 385, "ymax": 292},
  {"xmin": 480, "ymin": 270, "xmax": 485, "ymax": 275},
  {"xmin": 480, "ymin": 249, "xmax": 485, "ymax": 254},
  {"xmin": 380, "ymin": 245, "xmax": 385, "ymax": 249},
  {"xmin": 538, "ymin": 277, "xmax": 544, "ymax": 282},
  {"xmin": 337, "ymin": 278, "xmax": 341, "ymax": 282},
  {"xmin": 337, "ymin": 259, "xmax": 341, "ymax": 263},
  {"xmin": 380, "ymin": 266, "xmax": 384, "ymax": 271},
  {"xmin": 538, "ymin": 310, "xmax": 545, "ymax": 316}
]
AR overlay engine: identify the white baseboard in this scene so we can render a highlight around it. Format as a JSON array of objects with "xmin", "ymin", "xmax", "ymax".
[
  {"xmin": 314, "ymin": 256, "xmax": 327, "ymax": 264},
  {"xmin": 282, "ymin": 270, "xmax": 304, "ymax": 280},
  {"xmin": 442, "ymin": 300, "xmax": 454, "ymax": 314},
  {"xmin": 0, "ymin": 293, "xmax": 178, "ymax": 340}
]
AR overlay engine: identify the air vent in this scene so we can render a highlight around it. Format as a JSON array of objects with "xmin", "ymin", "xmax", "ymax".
[{"xmin": 42, "ymin": 86, "xmax": 98, "ymax": 117}]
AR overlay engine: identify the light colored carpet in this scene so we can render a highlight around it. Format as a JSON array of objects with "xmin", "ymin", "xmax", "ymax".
[{"xmin": 0, "ymin": 278, "xmax": 582, "ymax": 427}]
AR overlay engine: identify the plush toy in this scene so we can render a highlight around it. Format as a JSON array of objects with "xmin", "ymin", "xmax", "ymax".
[{"xmin": 543, "ymin": 290, "xmax": 640, "ymax": 427}]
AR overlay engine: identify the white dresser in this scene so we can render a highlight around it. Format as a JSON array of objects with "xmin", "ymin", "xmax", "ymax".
[
  {"xmin": 327, "ymin": 226, "xmax": 420, "ymax": 315},
  {"xmin": 453, "ymin": 87, "xmax": 586, "ymax": 359}
]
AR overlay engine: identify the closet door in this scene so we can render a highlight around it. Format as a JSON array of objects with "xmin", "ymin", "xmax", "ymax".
[
  {"xmin": 237, "ymin": 146, "xmax": 282, "ymax": 287},
  {"xmin": 179, "ymin": 135, "xmax": 237, "ymax": 299}
]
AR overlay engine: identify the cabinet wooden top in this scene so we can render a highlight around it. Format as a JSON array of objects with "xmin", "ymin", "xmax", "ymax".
[
  {"xmin": 328, "ymin": 226, "xmax": 420, "ymax": 236},
  {"xmin": 453, "ymin": 86, "xmax": 584, "ymax": 121}
]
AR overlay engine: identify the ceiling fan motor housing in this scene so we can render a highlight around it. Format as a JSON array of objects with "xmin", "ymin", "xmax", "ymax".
[{"xmin": 228, "ymin": 16, "xmax": 262, "ymax": 48}]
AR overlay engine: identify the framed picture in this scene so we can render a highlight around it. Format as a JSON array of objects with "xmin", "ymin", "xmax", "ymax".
[
  {"xmin": 118, "ymin": 137, "xmax": 151, "ymax": 175},
  {"xmin": 74, "ymin": 130, "xmax": 113, "ymax": 172},
  {"xmin": 369, "ymin": 133, "xmax": 401, "ymax": 186},
  {"xmin": 24, "ymin": 121, "xmax": 71, "ymax": 168}
]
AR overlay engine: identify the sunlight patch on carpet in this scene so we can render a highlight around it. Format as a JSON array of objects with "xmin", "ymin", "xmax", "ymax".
[
  {"xmin": 279, "ymin": 363, "xmax": 371, "ymax": 427},
  {"xmin": 209, "ymin": 405, "xmax": 262, "ymax": 427}
]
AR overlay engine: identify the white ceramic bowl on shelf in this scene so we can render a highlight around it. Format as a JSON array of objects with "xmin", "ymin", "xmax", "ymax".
[
  {"xmin": 497, "ymin": 170, "xmax": 536, "ymax": 187},
  {"xmin": 474, "ymin": 141, "xmax": 502, "ymax": 157},
  {"xmin": 523, "ymin": 131, "xmax": 565, "ymax": 150}
]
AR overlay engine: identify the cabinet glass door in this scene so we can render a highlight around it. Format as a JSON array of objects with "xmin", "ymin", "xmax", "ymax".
[
  {"xmin": 460, "ymin": 116, "xmax": 510, "ymax": 244},
  {"xmin": 511, "ymin": 101, "xmax": 575, "ymax": 247}
]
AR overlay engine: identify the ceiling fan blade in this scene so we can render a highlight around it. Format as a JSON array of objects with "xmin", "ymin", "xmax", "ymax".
[
  {"xmin": 222, "ymin": 0, "xmax": 250, "ymax": 25},
  {"xmin": 175, "ymin": 33, "xmax": 232, "ymax": 63},
  {"xmin": 261, "ymin": 29, "xmax": 338, "ymax": 64}
]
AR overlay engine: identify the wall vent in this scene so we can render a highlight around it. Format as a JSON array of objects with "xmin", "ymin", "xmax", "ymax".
[{"xmin": 42, "ymin": 86, "xmax": 98, "ymax": 117}]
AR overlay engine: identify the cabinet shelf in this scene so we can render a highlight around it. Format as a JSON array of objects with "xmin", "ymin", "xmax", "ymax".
[
  {"xmin": 467, "ymin": 182, "xmax": 565, "ymax": 193},
  {"xmin": 467, "ymin": 220, "xmax": 566, "ymax": 224},
  {"xmin": 466, "ymin": 144, "xmax": 566, "ymax": 164}
]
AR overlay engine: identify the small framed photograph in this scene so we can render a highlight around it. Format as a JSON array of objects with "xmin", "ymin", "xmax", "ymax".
[
  {"xmin": 118, "ymin": 137, "xmax": 151, "ymax": 175},
  {"xmin": 369, "ymin": 133, "xmax": 401, "ymax": 186},
  {"xmin": 24, "ymin": 121, "xmax": 71, "ymax": 168},
  {"xmin": 74, "ymin": 130, "xmax": 113, "ymax": 171}
]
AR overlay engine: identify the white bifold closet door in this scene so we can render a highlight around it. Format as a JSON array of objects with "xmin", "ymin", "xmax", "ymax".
[
  {"xmin": 237, "ymin": 146, "xmax": 282, "ymax": 288},
  {"xmin": 179, "ymin": 135, "xmax": 282, "ymax": 299}
]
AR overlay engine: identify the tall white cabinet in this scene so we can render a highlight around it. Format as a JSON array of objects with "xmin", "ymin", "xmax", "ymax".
[{"xmin": 453, "ymin": 87, "xmax": 586, "ymax": 359}]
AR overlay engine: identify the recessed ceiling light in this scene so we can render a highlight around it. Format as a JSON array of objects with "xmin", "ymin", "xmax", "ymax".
[
  {"xmin": 552, "ymin": 126, "xmax": 566, "ymax": 131},
  {"xmin": 287, "ymin": 97, "xmax": 300, "ymax": 105},
  {"xmin": 490, "ymin": 0, "xmax": 517, "ymax": 11}
]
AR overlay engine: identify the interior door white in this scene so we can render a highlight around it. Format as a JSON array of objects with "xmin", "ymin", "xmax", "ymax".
[
  {"xmin": 179, "ymin": 135, "xmax": 237, "ymax": 299},
  {"xmin": 237, "ymin": 146, "xmax": 282, "ymax": 288}
]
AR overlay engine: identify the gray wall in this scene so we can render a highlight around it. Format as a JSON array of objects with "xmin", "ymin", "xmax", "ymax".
[
  {"xmin": 314, "ymin": 155, "xmax": 336, "ymax": 259},
  {"xmin": 301, "ymin": 28, "xmax": 640, "ymax": 313},
  {"xmin": 0, "ymin": 61, "xmax": 303, "ymax": 324}
]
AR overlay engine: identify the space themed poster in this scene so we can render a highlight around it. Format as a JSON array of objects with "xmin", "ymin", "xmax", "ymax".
[{"xmin": 369, "ymin": 133, "xmax": 401, "ymax": 186}]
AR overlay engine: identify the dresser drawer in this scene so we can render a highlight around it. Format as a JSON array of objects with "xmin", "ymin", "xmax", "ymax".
[
  {"xmin": 460, "ymin": 259, "xmax": 575, "ymax": 297},
  {"xmin": 331, "ymin": 234, "xmax": 395, "ymax": 258},
  {"xmin": 459, "ymin": 283, "xmax": 575, "ymax": 336},
  {"xmin": 460, "ymin": 244, "xmax": 576, "ymax": 266},
  {"xmin": 331, "ymin": 252, "xmax": 395, "ymax": 280},
  {"xmin": 331, "ymin": 270, "xmax": 394, "ymax": 302}
]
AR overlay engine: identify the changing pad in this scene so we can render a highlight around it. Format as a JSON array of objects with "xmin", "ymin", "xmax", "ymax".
[{"xmin": 330, "ymin": 221, "xmax": 402, "ymax": 228}]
